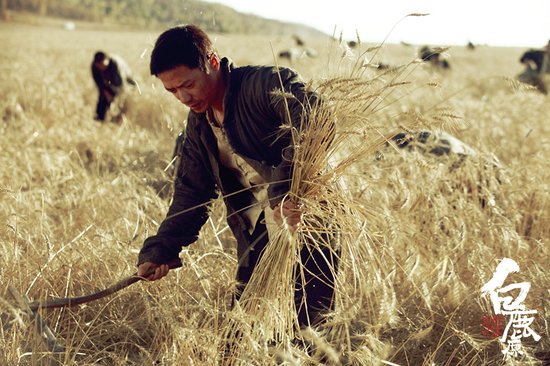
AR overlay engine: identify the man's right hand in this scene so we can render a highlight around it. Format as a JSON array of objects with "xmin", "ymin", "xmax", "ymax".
[
  {"xmin": 103, "ymin": 90, "xmax": 114, "ymax": 102},
  {"xmin": 137, "ymin": 262, "xmax": 170, "ymax": 281}
]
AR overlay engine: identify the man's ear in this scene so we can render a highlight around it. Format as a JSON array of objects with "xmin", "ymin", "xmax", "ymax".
[{"xmin": 209, "ymin": 53, "xmax": 221, "ymax": 71}]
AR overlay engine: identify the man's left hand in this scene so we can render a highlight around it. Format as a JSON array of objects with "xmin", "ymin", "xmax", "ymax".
[{"xmin": 273, "ymin": 199, "xmax": 302, "ymax": 232}]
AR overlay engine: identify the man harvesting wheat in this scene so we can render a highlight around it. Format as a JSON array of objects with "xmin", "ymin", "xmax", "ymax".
[
  {"xmin": 136, "ymin": 24, "xmax": 337, "ymax": 329},
  {"xmin": 91, "ymin": 50, "xmax": 136, "ymax": 122},
  {"xmin": 517, "ymin": 40, "xmax": 550, "ymax": 94}
]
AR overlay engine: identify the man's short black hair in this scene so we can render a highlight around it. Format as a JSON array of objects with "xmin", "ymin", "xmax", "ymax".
[
  {"xmin": 94, "ymin": 51, "xmax": 106, "ymax": 64},
  {"xmin": 150, "ymin": 24, "xmax": 214, "ymax": 76}
]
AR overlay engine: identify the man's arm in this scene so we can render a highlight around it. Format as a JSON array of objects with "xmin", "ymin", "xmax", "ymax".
[
  {"xmin": 137, "ymin": 120, "xmax": 217, "ymax": 273},
  {"xmin": 266, "ymin": 67, "xmax": 330, "ymax": 207},
  {"xmin": 250, "ymin": 67, "xmax": 332, "ymax": 229},
  {"xmin": 107, "ymin": 60, "xmax": 123, "ymax": 88},
  {"xmin": 91, "ymin": 65, "xmax": 104, "ymax": 90}
]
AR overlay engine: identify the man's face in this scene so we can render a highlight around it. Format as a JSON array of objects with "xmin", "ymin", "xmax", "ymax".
[
  {"xmin": 94, "ymin": 59, "xmax": 108, "ymax": 71},
  {"xmin": 158, "ymin": 61, "xmax": 220, "ymax": 114}
]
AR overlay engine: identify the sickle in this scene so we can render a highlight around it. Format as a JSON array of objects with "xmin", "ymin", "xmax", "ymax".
[{"xmin": 27, "ymin": 259, "xmax": 183, "ymax": 311}]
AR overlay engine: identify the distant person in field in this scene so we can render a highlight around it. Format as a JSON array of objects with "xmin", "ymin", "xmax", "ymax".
[
  {"xmin": 419, "ymin": 46, "xmax": 450, "ymax": 69},
  {"xmin": 136, "ymin": 25, "xmax": 337, "ymax": 329},
  {"xmin": 517, "ymin": 40, "xmax": 550, "ymax": 94},
  {"xmin": 91, "ymin": 51, "xmax": 136, "ymax": 122},
  {"xmin": 390, "ymin": 130, "xmax": 476, "ymax": 157}
]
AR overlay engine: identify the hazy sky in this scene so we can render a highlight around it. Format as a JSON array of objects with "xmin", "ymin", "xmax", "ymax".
[{"xmin": 204, "ymin": 0, "xmax": 550, "ymax": 48}]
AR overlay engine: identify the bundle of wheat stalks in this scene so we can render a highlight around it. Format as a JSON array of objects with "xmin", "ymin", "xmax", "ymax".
[{"xmin": 220, "ymin": 53, "xmax": 427, "ymax": 363}]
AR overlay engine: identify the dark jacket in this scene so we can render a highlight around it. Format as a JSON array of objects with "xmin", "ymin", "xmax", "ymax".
[
  {"xmin": 138, "ymin": 58, "xmax": 320, "ymax": 265},
  {"xmin": 520, "ymin": 49, "xmax": 545, "ymax": 73},
  {"xmin": 92, "ymin": 54, "xmax": 136, "ymax": 96}
]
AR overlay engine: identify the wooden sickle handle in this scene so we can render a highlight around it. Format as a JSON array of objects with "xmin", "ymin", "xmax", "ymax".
[{"xmin": 28, "ymin": 259, "xmax": 183, "ymax": 311}]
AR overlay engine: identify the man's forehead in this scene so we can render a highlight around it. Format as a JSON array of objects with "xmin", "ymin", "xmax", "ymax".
[{"xmin": 159, "ymin": 65, "xmax": 199, "ymax": 85}]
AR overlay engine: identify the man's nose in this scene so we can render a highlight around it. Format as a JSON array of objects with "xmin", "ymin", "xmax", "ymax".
[{"xmin": 175, "ymin": 89, "xmax": 191, "ymax": 104}]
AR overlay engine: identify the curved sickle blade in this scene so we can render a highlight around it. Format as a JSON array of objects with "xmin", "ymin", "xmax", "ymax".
[
  {"xmin": 28, "ymin": 259, "xmax": 183, "ymax": 311},
  {"xmin": 8, "ymin": 285, "xmax": 66, "ymax": 352}
]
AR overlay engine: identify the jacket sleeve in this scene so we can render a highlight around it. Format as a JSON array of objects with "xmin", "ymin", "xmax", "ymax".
[
  {"xmin": 138, "ymin": 118, "xmax": 218, "ymax": 265},
  {"xmin": 106, "ymin": 61, "xmax": 123, "ymax": 94},
  {"xmin": 263, "ymin": 68, "xmax": 327, "ymax": 207}
]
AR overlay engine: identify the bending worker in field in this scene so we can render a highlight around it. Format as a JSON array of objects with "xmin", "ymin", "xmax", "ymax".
[
  {"xmin": 136, "ymin": 25, "xmax": 337, "ymax": 328},
  {"xmin": 91, "ymin": 50, "xmax": 136, "ymax": 122},
  {"xmin": 517, "ymin": 40, "xmax": 550, "ymax": 94}
]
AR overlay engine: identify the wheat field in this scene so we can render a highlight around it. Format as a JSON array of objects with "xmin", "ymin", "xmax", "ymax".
[{"xmin": 1, "ymin": 17, "xmax": 549, "ymax": 366}]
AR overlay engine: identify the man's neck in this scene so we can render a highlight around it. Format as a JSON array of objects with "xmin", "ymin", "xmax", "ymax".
[
  {"xmin": 211, "ymin": 108, "xmax": 224, "ymax": 127},
  {"xmin": 211, "ymin": 71, "xmax": 227, "ymax": 123}
]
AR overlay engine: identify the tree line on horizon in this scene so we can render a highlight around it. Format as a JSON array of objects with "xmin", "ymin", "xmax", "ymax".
[{"xmin": 1, "ymin": 0, "xmax": 325, "ymax": 36}]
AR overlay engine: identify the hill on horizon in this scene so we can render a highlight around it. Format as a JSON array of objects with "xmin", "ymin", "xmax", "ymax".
[{"xmin": 1, "ymin": 0, "xmax": 327, "ymax": 38}]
